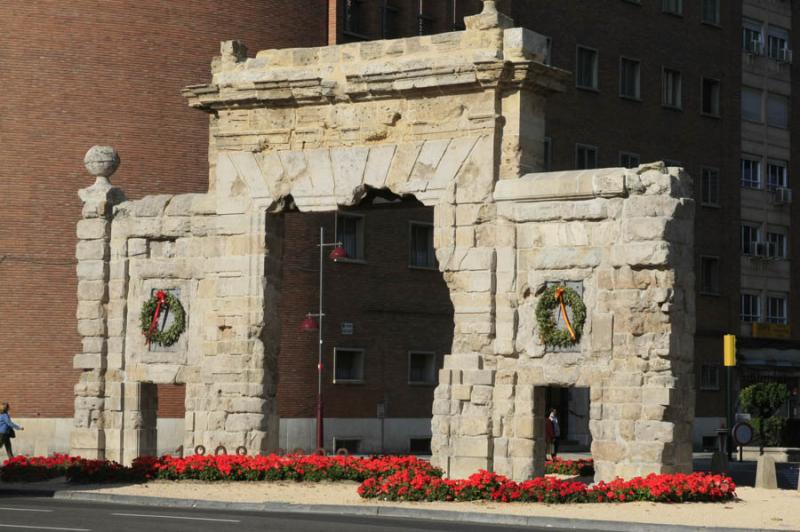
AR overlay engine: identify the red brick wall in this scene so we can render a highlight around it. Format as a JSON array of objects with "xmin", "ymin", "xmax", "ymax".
[
  {"xmin": 277, "ymin": 201, "xmax": 453, "ymax": 419},
  {"xmin": 0, "ymin": 0, "xmax": 328, "ymax": 418}
]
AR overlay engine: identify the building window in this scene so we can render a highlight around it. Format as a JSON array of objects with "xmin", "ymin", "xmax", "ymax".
[
  {"xmin": 767, "ymin": 231, "xmax": 787, "ymax": 259},
  {"xmin": 662, "ymin": 0, "xmax": 682, "ymax": 15},
  {"xmin": 336, "ymin": 213, "xmax": 365, "ymax": 261},
  {"xmin": 409, "ymin": 438, "xmax": 432, "ymax": 454},
  {"xmin": 700, "ymin": 365, "xmax": 720, "ymax": 391},
  {"xmin": 333, "ymin": 348, "xmax": 365, "ymax": 383},
  {"xmin": 576, "ymin": 46, "xmax": 599, "ymax": 90},
  {"xmin": 344, "ymin": 0, "xmax": 365, "ymax": 36},
  {"xmin": 543, "ymin": 136, "xmax": 552, "ymax": 171},
  {"xmin": 619, "ymin": 151, "xmax": 640, "ymax": 169},
  {"xmin": 767, "ymin": 93, "xmax": 789, "ymax": 128},
  {"xmin": 742, "ymin": 87, "xmax": 763, "ymax": 122},
  {"xmin": 702, "ymin": 0, "xmax": 720, "ymax": 25},
  {"xmin": 381, "ymin": 3, "xmax": 400, "ymax": 39},
  {"xmin": 662, "ymin": 68, "xmax": 682, "ymax": 109},
  {"xmin": 767, "ymin": 26, "xmax": 790, "ymax": 61},
  {"xmin": 741, "ymin": 157, "xmax": 761, "ymax": 189},
  {"xmin": 619, "ymin": 57, "xmax": 641, "ymax": 99},
  {"xmin": 701, "ymin": 78, "xmax": 720, "ymax": 116},
  {"xmin": 767, "ymin": 295, "xmax": 788, "ymax": 324},
  {"xmin": 741, "ymin": 223, "xmax": 761, "ymax": 255},
  {"xmin": 701, "ymin": 167, "xmax": 720, "ymax": 206},
  {"xmin": 743, "ymin": 18, "xmax": 764, "ymax": 54},
  {"xmin": 333, "ymin": 438, "xmax": 361, "ymax": 454},
  {"xmin": 576, "ymin": 144, "xmax": 598, "ymax": 169},
  {"xmin": 664, "ymin": 159, "xmax": 682, "ymax": 168},
  {"xmin": 767, "ymin": 160, "xmax": 788, "ymax": 191},
  {"xmin": 408, "ymin": 351, "xmax": 437, "ymax": 385},
  {"xmin": 699, "ymin": 256, "xmax": 720, "ymax": 294},
  {"xmin": 741, "ymin": 293, "xmax": 761, "ymax": 322},
  {"xmin": 409, "ymin": 222, "xmax": 436, "ymax": 269}
]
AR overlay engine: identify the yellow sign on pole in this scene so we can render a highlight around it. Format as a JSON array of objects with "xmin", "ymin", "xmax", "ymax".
[{"xmin": 723, "ymin": 334, "xmax": 736, "ymax": 367}]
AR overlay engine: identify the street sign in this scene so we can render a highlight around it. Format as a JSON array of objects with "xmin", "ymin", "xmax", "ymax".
[
  {"xmin": 723, "ymin": 335, "xmax": 736, "ymax": 366},
  {"xmin": 732, "ymin": 422, "xmax": 754, "ymax": 446}
]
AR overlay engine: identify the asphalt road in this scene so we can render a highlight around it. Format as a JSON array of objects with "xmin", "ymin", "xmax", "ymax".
[{"xmin": 0, "ymin": 496, "xmax": 584, "ymax": 532}]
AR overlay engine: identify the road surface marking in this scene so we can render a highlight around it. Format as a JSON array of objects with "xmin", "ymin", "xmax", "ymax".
[
  {"xmin": 0, "ymin": 525, "xmax": 89, "ymax": 531},
  {"xmin": 0, "ymin": 509, "xmax": 53, "ymax": 513},
  {"xmin": 111, "ymin": 513, "xmax": 240, "ymax": 523}
]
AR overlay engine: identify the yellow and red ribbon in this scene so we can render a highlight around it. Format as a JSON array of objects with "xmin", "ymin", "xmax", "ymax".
[
  {"xmin": 145, "ymin": 290, "xmax": 167, "ymax": 345},
  {"xmin": 554, "ymin": 287, "xmax": 577, "ymax": 342}
]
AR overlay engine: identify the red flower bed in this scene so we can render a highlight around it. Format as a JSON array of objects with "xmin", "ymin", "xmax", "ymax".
[
  {"xmin": 358, "ymin": 468, "xmax": 736, "ymax": 504},
  {"xmin": 1, "ymin": 454, "xmax": 81, "ymax": 482},
  {"xmin": 150, "ymin": 454, "xmax": 439, "ymax": 482},
  {"xmin": 544, "ymin": 457, "xmax": 594, "ymax": 476},
  {"xmin": 4, "ymin": 453, "xmax": 736, "ymax": 505}
]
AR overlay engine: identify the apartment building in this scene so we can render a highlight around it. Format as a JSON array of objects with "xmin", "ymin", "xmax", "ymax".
[
  {"xmin": 328, "ymin": 0, "xmax": 798, "ymax": 447},
  {"xmin": 735, "ymin": 0, "xmax": 800, "ymax": 439}
]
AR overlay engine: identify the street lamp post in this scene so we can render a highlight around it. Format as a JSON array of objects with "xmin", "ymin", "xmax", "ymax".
[{"xmin": 300, "ymin": 226, "xmax": 347, "ymax": 451}]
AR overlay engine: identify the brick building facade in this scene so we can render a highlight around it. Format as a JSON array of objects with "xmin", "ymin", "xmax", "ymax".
[{"xmin": 0, "ymin": 0, "xmax": 328, "ymax": 452}]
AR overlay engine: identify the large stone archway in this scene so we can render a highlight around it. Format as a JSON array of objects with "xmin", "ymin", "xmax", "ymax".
[{"xmin": 72, "ymin": 2, "xmax": 695, "ymax": 481}]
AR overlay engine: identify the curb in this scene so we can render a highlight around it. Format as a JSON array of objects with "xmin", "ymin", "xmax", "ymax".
[{"xmin": 52, "ymin": 491, "xmax": 770, "ymax": 532}]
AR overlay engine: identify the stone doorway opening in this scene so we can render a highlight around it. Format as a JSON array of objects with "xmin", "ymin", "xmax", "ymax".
[
  {"xmin": 274, "ymin": 190, "xmax": 454, "ymax": 454},
  {"xmin": 127, "ymin": 382, "xmax": 186, "ymax": 460},
  {"xmin": 544, "ymin": 386, "xmax": 592, "ymax": 453}
]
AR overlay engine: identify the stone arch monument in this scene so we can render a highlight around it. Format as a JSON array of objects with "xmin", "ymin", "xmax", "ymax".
[{"xmin": 72, "ymin": 2, "xmax": 695, "ymax": 481}]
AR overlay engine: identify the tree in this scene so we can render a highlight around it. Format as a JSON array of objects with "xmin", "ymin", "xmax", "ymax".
[{"xmin": 739, "ymin": 382, "xmax": 790, "ymax": 454}]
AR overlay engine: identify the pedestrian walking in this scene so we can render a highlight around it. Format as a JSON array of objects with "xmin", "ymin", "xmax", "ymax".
[
  {"xmin": 548, "ymin": 408, "xmax": 561, "ymax": 459},
  {"xmin": 0, "ymin": 403, "xmax": 23, "ymax": 458}
]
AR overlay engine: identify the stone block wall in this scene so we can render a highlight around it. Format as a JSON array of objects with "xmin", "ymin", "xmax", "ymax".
[
  {"xmin": 74, "ymin": 178, "xmax": 281, "ymax": 462},
  {"xmin": 73, "ymin": 2, "xmax": 696, "ymax": 480},
  {"xmin": 431, "ymin": 164, "xmax": 695, "ymax": 481}
]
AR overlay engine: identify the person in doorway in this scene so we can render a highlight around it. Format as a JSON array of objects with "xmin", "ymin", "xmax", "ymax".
[
  {"xmin": 0, "ymin": 403, "xmax": 23, "ymax": 458},
  {"xmin": 548, "ymin": 408, "xmax": 561, "ymax": 459}
]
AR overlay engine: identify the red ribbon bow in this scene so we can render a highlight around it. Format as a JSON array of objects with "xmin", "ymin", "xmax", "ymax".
[{"xmin": 145, "ymin": 290, "xmax": 168, "ymax": 345}]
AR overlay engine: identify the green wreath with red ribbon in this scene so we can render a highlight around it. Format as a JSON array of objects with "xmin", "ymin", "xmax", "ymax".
[
  {"xmin": 140, "ymin": 290, "xmax": 186, "ymax": 347},
  {"xmin": 536, "ymin": 285, "xmax": 586, "ymax": 348}
]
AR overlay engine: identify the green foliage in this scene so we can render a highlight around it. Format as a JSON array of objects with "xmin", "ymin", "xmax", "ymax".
[
  {"xmin": 139, "ymin": 291, "xmax": 186, "ymax": 347},
  {"xmin": 750, "ymin": 417, "xmax": 788, "ymax": 447},
  {"xmin": 536, "ymin": 285, "xmax": 587, "ymax": 348},
  {"xmin": 739, "ymin": 383, "xmax": 790, "ymax": 417}
]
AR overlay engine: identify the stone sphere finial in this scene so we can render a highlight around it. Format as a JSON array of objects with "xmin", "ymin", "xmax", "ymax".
[
  {"xmin": 483, "ymin": 0, "xmax": 498, "ymax": 13},
  {"xmin": 84, "ymin": 145, "xmax": 120, "ymax": 179}
]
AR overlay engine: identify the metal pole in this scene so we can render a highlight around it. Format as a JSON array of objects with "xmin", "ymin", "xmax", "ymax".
[
  {"xmin": 317, "ymin": 226, "xmax": 324, "ymax": 451},
  {"xmin": 726, "ymin": 366, "xmax": 733, "ymax": 460}
]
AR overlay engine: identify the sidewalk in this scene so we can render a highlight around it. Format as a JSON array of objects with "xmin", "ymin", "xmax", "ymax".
[{"xmin": 2, "ymin": 477, "xmax": 798, "ymax": 531}]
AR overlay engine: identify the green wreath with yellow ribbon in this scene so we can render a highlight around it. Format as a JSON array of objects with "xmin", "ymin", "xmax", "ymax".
[
  {"xmin": 535, "ymin": 285, "xmax": 586, "ymax": 348},
  {"xmin": 139, "ymin": 290, "xmax": 186, "ymax": 347}
]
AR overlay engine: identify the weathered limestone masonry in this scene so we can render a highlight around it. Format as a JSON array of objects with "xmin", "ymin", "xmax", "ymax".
[
  {"xmin": 440, "ymin": 165, "xmax": 697, "ymax": 482},
  {"xmin": 72, "ymin": 2, "xmax": 695, "ymax": 481}
]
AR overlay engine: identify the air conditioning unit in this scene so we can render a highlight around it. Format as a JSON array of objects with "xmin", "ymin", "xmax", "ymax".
[
  {"xmin": 754, "ymin": 241, "xmax": 769, "ymax": 258},
  {"xmin": 773, "ymin": 187, "xmax": 793, "ymax": 205},
  {"xmin": 777, "ymin": 48, "xmax": 793, "ymax": 63}
]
